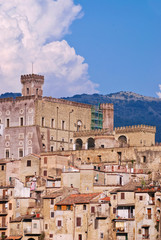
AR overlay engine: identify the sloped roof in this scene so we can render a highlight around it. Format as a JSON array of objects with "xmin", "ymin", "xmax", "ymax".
[
  {"xmin": 56, "ymin": 193, "xmax": 100, "ymax": 205},
  {"xmin": 110, "ymin": 181, "xmax": 141, "ymax": 193}
]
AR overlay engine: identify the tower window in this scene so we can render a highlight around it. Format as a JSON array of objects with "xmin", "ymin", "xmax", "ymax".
[
  {"xmin": 19, "ymin": 149, "xmax": 23, "ymax": 158},
  {"xmin": 42, "ymin": 117, "xmax": 45, "ymax": 127},
  {"xmin": 6, "ymin": 149, "xmax": 9, "ymax": 158},
  {"xmin": 20, "ymin": 117, "xmax": 23, "ymax": 126},
  {"xmin": 62, "ymin": 120, "xmax": 65, "ymax": 130},
  {"xmin": 27, "ymin": 160, "xmax": 31, "ymax": 167},
  {"xmin": 27, "ymin": 88, "xmax": 29, "ymax": 95},
  {"xmin": 6, "ymin": 118, "xmax": 10, "ymax": 128},
  {"xmin": 51, "ymin": 119, "xmax": 54, "ymax": 128}
]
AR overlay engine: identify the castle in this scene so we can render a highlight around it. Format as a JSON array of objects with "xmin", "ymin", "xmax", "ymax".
[{"xmin": 0, "ymin": 74, "xmax": 156, "ymax": 160}]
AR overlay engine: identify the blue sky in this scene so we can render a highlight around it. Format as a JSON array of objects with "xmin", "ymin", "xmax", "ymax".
[
  {"xmin": 64, "ymin": 0, "xmax": 161, "ymax": 97},
  {"xmin": 0, "ymin": 0, "xmax": 161, "ymax": 97}
]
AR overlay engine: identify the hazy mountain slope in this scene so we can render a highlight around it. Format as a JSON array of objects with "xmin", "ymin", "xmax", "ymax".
[
  {"xmin": 0, "ymin": 92, "xmax": 21, "ymax": 98},
  {"xmin": 63, "ymin": 92, "xmax": 161, "ymax": 142}
]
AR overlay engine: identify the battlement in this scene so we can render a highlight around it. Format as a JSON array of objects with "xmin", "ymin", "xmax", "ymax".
[
  {"xmin": 115, "ymin": 125, "xmax": 156, "ymax": 134},
  {"xmin": 21, "ymin": 74, "xmax": 44, "ymax": 83},
  {"xmin": 43, "ymin": 97, "xmax": 91, "ymax": 108},
  {"xmin": 73, "ymin": 128, "xmax": 111, "ymax": 137},
  {"xmin": 100, "ymin": 103, "xmax": 114, "ymax": 110}
]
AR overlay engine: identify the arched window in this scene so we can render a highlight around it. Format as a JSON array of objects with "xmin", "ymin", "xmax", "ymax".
[
  {"xmin": 75, "ymin": 138, "xmax": 83, "ymax": 150},
  {"xmin": 118, "ymin": 135, "xmax": 127, "ymax": 146},
  {"xmin": 87, "ymin": 138, "xmax": 95, "ymax": 149},
  {"xmin": 77, "ymin": 120, "xmax": 82, "ymax": 132}
]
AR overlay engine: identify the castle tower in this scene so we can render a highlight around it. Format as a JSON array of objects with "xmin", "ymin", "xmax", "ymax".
[
  {"xmin": 21, "ymin": 74, "xmax": 44, "ymax": 97},
  {"xmin": 100, "ymin": 103, "xmax": 114, "ymax": 132}
]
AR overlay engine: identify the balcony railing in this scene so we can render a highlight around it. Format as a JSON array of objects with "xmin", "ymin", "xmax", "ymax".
[
  {"xmin": 0, "ymin": 196, "xmax": 8, "ymax": 202},
  {"xmin": 144, "ymin": 214, "xmax": 152, "ymax": 220},
  {"xmin": 0, "ymin": 210, "xmax": 7, "ymax": 215},
  {"xmin": 96, "ymin": 210, "xmax": 108, "ymax": 218},
  {"xmin": 142, "ymin": 234, "xmax": 149, "ymax": 239},
  {"xmin": 24, "ymin": 228, "xmax": 41, "ymax": 235},
  {"xmin": 0, "ymin": 224, "xmax": 7, "ymax": 229}
]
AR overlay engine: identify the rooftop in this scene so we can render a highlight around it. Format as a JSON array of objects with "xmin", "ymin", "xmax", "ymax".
[{"xmin": 56, "ymin": 193, "xmax": 100, "ymax": 205}]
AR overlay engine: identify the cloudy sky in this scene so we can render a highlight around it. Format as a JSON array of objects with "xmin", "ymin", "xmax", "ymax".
[{"xmin": 0, "ymin": 0, "xmax": 161, "ymax": 98}]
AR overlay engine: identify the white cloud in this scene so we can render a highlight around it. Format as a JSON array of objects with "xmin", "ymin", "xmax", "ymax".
[
  {"xmin": 0, "ymin": 0, "xmax": 98, "ymax": 97},
  {"xmin": 156, "ymin": 84, "xmax": 161, "ymax": 98}
]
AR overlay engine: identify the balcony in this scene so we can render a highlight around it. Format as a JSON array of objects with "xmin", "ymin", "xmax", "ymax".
[
  {"xmin": 96, "ymin": 210, "xmax": 108, "ymax": 218},
  {"xmin": 0, "ymin": 196, "xmax": 9, "ymax": 202},
  {"xmin": 24, "ymin": 228, "xmax": 41, "ymax": 236},
  {"xmin": 0, "ymin": 224, "xmax": 7, "ymax": 229},
  {"xmin": 144, "ymin": 214, "xmax": 152, "ymax": 220},
  {"xmin": 0, "ymin": 210, "xmax": 7, "ymax": 216}
]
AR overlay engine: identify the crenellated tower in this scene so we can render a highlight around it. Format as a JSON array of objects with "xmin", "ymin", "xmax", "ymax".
[
  {"xmin": 21, "ymin": 74, "xmax": 44, "ymax": 97},
  {"xmin": 100, "ymin": 103, "xmax": 114, "ymax": 132}
]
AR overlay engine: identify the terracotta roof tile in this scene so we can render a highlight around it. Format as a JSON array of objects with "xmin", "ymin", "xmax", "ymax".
[
  {"xmin": 101, "ymin": 196, "xmax": 110, "ymax": 201},
  {"xmin": 56, "ymin": 193, "xmax": 100, "ymax": 205}
]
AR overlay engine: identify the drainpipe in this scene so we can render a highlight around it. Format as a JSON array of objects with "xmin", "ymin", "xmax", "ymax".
[
  {"xmin": 24, "ymin": 103, "xmax": 27, "ymax": 156},
  {"xmin": 68, "ymin": 110, "xmax": 74, "ymax": 150},
  {"xmin": 56, "ymin": 107, "xmax": 59, "ymax": 151},
  {"xmin": 73, "ymin": 204, "xmax": 76, "ymax": 240}
]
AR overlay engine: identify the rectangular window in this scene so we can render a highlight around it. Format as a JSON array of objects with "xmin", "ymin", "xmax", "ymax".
[
  {"xmin": 113, "ymin": 208, "xmax": 116, "ymax": 214},
  {"xmin": 20, "ymin": 117, "xmax": 23, "ymax": 126},
  {"xmin": 147, "ymin": 208, "xmax": 151, "ymax": 219},
  {"xmin": 139, "ymin": 196, "xmax": 143, "ymax": 201},
  {"xmin": 51, "ymin": 119, "xmax": 54, "ymax": 128},
  {"xmin": 42, "ymin": 117, "xmax": 45, "ymax": 127},
  {"xmin": 19, "ymin": 149, "xmax": 23, "ymax": 158},
  {"xmin": 9, "ymin": 203, "xmax": 12, "ymax": 210},
  {"xmin": 51, "ymin": 199, "xmax": 54, "ymax": 205},
  {"xmin": 66, "ymin": 205, "xmax": 71, "ymax": 210},
  {"xmin": 6, "ymin": 118, "xmax": 10, "ymax": 127},
  {"xmin": 51, "ymin": 212, "xmax": 54, "ymax": 218},
  {"xmin": 6, "ymin": 149, "xmax": 9, "ymax": 158},
  {"xmin": 91, "ymin": 206, "xmax": 95, "ymax": 213},
  {"xmin": 121, "ymin": 193, "xmax": 125, "ymax": 200},
  {"xmin": 27, "ymin": 160, "xmax": 31, "ymax": 167},
  {"xmin": 57, "ymin": 205, "xmax": 61, "ymax": 210},
  {"xmin": 113, "ymin": 195, "xmax": 116, "ymax": 200},
  {"xmin": 83, "ymin": 204, "xmax": 86, "ymax": 210},
  {"xmin": 62, "ymin": 120, "xmax": 65, "ymax": 130},
  {"xmin": 44, "ymin": 170, "xmax": 47, "ymax": 177},
  {"xmin": 33, "ymin": 223, "xmax": 37, "ymax": 228},
  {"xmin": 1, "ymin": 165, "xmax": 4, "ymax": 171},
  {"xmin": 57, "ymin": 220, "xmax": 62, "ymax": 227},
  {"xmin": 76, "ymin": 217, "xmax": 81, "ymax": 227},
  {"xmin": 51, "ymin": 146, "xmax": 54, "ymax": 152},
  {"xmin": 17, "ymin": 224, "xmax": 20, "ymax": 229},
  {"xmin": 49, "ymin": 234, "xmax": 53, "ymax": 238},
  {"xmin": 45, "ymin": 224, "xmax": 48, "ymax": 229}
]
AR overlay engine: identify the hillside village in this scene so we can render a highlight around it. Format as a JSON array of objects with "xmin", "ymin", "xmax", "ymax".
[{"xmin": 0, "ymin": 74, "xmax": 161, "ymax": 240}]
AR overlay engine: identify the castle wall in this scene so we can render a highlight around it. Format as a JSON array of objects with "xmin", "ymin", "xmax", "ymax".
[
  {"xmin": 115, "ymin": 125, "xmax": 156, "ymax": 147},
  {"xmin": 34, "ymin": 98, "xmax": 92, "ymax": 152}
]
